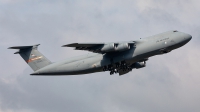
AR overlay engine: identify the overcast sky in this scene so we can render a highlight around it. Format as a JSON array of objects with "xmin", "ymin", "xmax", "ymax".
[{"xmin": 1, "ymin": 0, "xmax": 200, "ymax": 112}]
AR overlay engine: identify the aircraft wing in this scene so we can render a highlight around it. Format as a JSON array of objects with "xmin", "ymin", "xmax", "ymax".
[
  {"xmin": 62, "ymin": 42, "xmax": 135, "ymax": 54},
  {"xmin": 62, "ymin": 43, "xmax": 105, "ymax": 53}
]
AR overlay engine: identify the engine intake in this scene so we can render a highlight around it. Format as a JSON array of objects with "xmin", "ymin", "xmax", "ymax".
[
  {"xmin": 116, "ymin": 43, "xmax": 130, "ymax": 51},
  {"xmin": 101, "ymin": 44, "xmax": 116, "ymax": 52}
]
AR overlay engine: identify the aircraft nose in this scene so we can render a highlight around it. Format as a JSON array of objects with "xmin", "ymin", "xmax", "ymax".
[
  {"xmin": 181, "ymin": 33, "xmax": 192, "ymax": 45},
  {"xmin": 185, "ymin": 34, "xmax": 192, "ymax": 41},
  {"xmin": 178, "ymin": 32, "xmax": 192, "ymax": 46}
]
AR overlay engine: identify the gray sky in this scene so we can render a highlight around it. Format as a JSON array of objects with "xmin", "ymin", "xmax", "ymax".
[{"xmin": 1, "ymin": 0, "xmax": 200, "ymax": 112}]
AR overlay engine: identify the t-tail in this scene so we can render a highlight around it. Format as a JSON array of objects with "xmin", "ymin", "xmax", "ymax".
[{"xmin": 8, "ymin": 44, "xmax": 52, "ymax": 71}]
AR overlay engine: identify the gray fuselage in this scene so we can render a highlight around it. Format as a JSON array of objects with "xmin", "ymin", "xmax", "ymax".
[{"xmin": 31, "ymin": 30, "xmax": 192, "ymax": 75}]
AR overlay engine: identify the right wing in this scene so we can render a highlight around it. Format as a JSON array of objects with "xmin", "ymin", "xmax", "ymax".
[
  {"xmin": 62, "ymin": 42, "xmax": 135, "ymax": 54},
  {"xmin": 62, "ymin": 43, "xmax": 105, "ymax": 54}
]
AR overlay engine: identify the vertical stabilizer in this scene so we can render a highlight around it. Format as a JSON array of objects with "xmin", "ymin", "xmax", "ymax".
[{"xmin": 8, "ymin": 44, "xmax": 52, "ymax": 71}]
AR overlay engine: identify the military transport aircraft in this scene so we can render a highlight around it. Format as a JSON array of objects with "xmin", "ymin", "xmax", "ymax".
[{"xmin": 9, "ymin": 30, "xmax": 192, "ymax": 75}]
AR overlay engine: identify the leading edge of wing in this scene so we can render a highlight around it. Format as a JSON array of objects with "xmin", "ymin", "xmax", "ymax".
[
  {"xmin": 62, "ymin": 42, "xmax": 136, "ymax": 54},
  {"xmin": 62, "ymin": 41, "xmax": 135, "ymax": 48},
  {"xmin": 62, "ymin": 43, "xmax": 104, "ymax": 47}
]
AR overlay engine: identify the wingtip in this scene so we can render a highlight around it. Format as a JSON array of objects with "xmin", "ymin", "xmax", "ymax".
[
  {"xmin": 35, "ymin": 44, "xmax": 40, "ymax": 46},
  {"xmin": 8, "ymin": 47, "xmax": 19, "ymax": 49},
  {"xmin": 30, "ymin": 71, "xmax": 39, "ymax": 75},
  {"xmin": 62, "ymin": 43, "xmax": 79, "ymax": 47}
]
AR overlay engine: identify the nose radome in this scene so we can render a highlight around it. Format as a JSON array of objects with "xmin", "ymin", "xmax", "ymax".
[
  {"xmin": 189, "ymin": 34, "xmax": 192, "ymax": 40},
  {"xmin": 185, "ymin": 34, "xmax": 192, "ymax": 41}
]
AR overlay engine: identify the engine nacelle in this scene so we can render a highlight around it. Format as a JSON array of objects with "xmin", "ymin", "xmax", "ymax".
[
  {"xmin": 116, "ymin": 43, "xmax": 130, "ymax": 51},
  {"xmin": 131, "ymin": 62, "xmax": 146, "ymax": 69},
  {"xmin": 101, "ymin": 43, "xmax": 116, "ymax": 52}
]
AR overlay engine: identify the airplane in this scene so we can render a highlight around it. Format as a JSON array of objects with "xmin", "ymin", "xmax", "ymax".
[{"xmin": 9, "ymin": 30, "xmax": 192, "ymax": 76}]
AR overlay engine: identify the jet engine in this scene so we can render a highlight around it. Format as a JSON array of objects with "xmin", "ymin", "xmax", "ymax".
[
  {"xmin": 131, "ymin": 62, "xmax": 146, "ymax": 69},
  {"xmin": 101, "ymin": 43, "xmax": 117, "ymax": 52},
  {"xmin": 116, "ymin": 43, "xmax": 130, "ymax": 51}
]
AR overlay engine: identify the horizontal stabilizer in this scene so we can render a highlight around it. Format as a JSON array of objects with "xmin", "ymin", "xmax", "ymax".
[
  {"xmin": 8, "ymin": 44, "xmax": 40, "ymax": 54},
  {"xmin": 9, "ymin": 44, "xmax": 51, "ymax": 71},
  {"xmin": 8, "ymin": 44, "xmax": 40, "ymax": 49}
]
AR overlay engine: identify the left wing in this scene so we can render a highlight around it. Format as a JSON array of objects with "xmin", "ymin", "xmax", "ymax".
[
  {"xmin": 62, "ymin": 43, "xmax": 105, "ymax": 53},
  {"xmin": 62, "ymin": 42, "xmax": 135, "ymax": 54}
]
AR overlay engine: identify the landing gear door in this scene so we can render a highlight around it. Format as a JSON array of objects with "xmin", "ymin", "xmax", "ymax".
[{"xmin": 118, "ymin": 69, "xmax": 131, "ymax": 76}]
